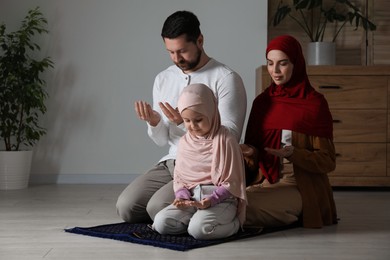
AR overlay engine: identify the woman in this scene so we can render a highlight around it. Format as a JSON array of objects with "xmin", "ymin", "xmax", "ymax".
[
  {"xmin": 153, "ymin": 83, "xmax": 247, "ymax": 240},
  {"xmin": 242, "ymin": 35, "xmax": 337, "ymax": 228}
]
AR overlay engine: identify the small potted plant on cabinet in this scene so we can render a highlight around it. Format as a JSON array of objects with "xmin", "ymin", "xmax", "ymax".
[
  {"xmin": 0, "ymin": 7, "xmax": 53, "ymax": 190},
  {"xmin": 272, "ymin": 0, "xmax": 376, "ymax": 65}
]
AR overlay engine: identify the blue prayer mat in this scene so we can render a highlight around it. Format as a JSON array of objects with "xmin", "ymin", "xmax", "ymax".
[{"xmin": 65, "ymin": 222, "xmax": 271, "ymax": 251}]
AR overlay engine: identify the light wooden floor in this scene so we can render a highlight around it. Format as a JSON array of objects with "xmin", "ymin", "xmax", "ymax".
[{"xmin": 0, "ymin": 184, "xmax": 389, "ymax": 260}]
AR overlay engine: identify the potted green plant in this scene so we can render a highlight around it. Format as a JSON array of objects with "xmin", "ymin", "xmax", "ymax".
[
  {"xmin": 0, "ymin": 7, "xmax": 53, "ymax": 190},
  {"xmin": 272, "ymin": 0, "xmax": 377, "ymax": 65}
]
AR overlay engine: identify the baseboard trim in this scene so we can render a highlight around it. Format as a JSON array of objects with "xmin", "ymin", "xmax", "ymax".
[{"xmin": 30, "ymin": 173, "xmax": 139, "ymax": 184}]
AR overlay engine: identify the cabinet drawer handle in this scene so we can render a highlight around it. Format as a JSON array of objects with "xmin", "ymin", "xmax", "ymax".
[
  {"xmin": 335, "ymin": 153, "xmax": 341, "ymax": 157},
  {"xmin": 319, "ymin": 85, "xmax": 341, "ymax": 89},
  {"xmin": 333, "ymin": 119, "xmax": 342, "ymax": 123}
]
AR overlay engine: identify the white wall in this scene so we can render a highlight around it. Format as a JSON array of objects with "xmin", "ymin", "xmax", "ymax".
[{"xmin": 0, "ymin": 0, "xmax": 268, "ymax": 183}]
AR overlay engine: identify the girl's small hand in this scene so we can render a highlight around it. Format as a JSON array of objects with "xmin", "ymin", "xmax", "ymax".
[
  {"xmin": 173, "ymin": 199, "xmax": 194, "ymax": 209},
  {"xmin": 192, "ymin": 198, "xmax": 211, "ymax": 209}
]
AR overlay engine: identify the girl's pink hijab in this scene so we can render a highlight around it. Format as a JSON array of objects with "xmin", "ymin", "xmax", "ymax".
[{"xmin": 175, "ymin": 83, "xmax": 247, "ymax": 225}]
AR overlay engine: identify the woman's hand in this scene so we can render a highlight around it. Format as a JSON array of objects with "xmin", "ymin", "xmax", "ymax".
[
  {"xmin": 265, "ymin": 145, "xmax": 294, "ymax": 158},
  {"xmin": 240, "ymin": 144, "xmax": 258, "ymax": 170}
]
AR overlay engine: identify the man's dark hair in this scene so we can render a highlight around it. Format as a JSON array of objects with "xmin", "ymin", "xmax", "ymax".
[{"xmin": 161, "ymin": 10, "xmax": 201, "ymax": 43}]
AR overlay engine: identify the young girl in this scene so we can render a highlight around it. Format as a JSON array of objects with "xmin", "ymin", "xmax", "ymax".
[{"xmin": 152, "ymin": 83, "xmax": 247, "ymax": 240}]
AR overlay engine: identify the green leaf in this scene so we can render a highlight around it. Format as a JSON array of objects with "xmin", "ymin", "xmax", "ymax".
[{"xmin": 272, "ymin": 0, "xmax": 376, "ymax": 42}]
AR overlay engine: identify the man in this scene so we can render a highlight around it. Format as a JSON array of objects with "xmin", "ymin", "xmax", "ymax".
[{"xmin": 116, "ymin": 10, "xmax": 247, "ymax": 223}]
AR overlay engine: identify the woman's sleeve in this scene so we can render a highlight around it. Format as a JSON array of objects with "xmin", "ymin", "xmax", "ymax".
[{"xmin": 288, "ymin": 134, "xmax": 336, "ymax": 174}]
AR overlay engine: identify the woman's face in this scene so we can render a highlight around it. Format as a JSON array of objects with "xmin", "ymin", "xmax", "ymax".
[
  {"xmin": 266, "ymin": 50, "xmax": 294, "ymax": 86},
  {"xmin": 181, "ymin": 108, "xmax": 211, "ymax": 137}
]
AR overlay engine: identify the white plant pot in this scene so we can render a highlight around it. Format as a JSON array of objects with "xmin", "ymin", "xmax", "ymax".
[
  {"xmin": 306, "ymin": 42, "xmax": 336, "ymax": 65},
  {"xmin": 0, "ymin": 151, "xmax": 33, "ymax": 190}
]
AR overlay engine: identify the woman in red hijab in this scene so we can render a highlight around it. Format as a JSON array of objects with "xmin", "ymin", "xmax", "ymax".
[{"xmin": 242, "ymin": 35, "xmax": 338, "ymax": 228}]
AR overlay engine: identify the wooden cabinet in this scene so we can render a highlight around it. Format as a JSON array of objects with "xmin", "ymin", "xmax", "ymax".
[{"xmin": 256, "ymin": 65, "xmax": 390, "ymax": 186}]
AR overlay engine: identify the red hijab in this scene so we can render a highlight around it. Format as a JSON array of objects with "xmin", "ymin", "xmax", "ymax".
[{"xmin": 244, "ymin": 35, "xmax": 333, "ymax": 184}]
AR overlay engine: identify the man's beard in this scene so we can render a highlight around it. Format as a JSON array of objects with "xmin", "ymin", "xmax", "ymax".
[{"xmin": 175, "ymin": 48, "xmax": 202, "ymax": 72}]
